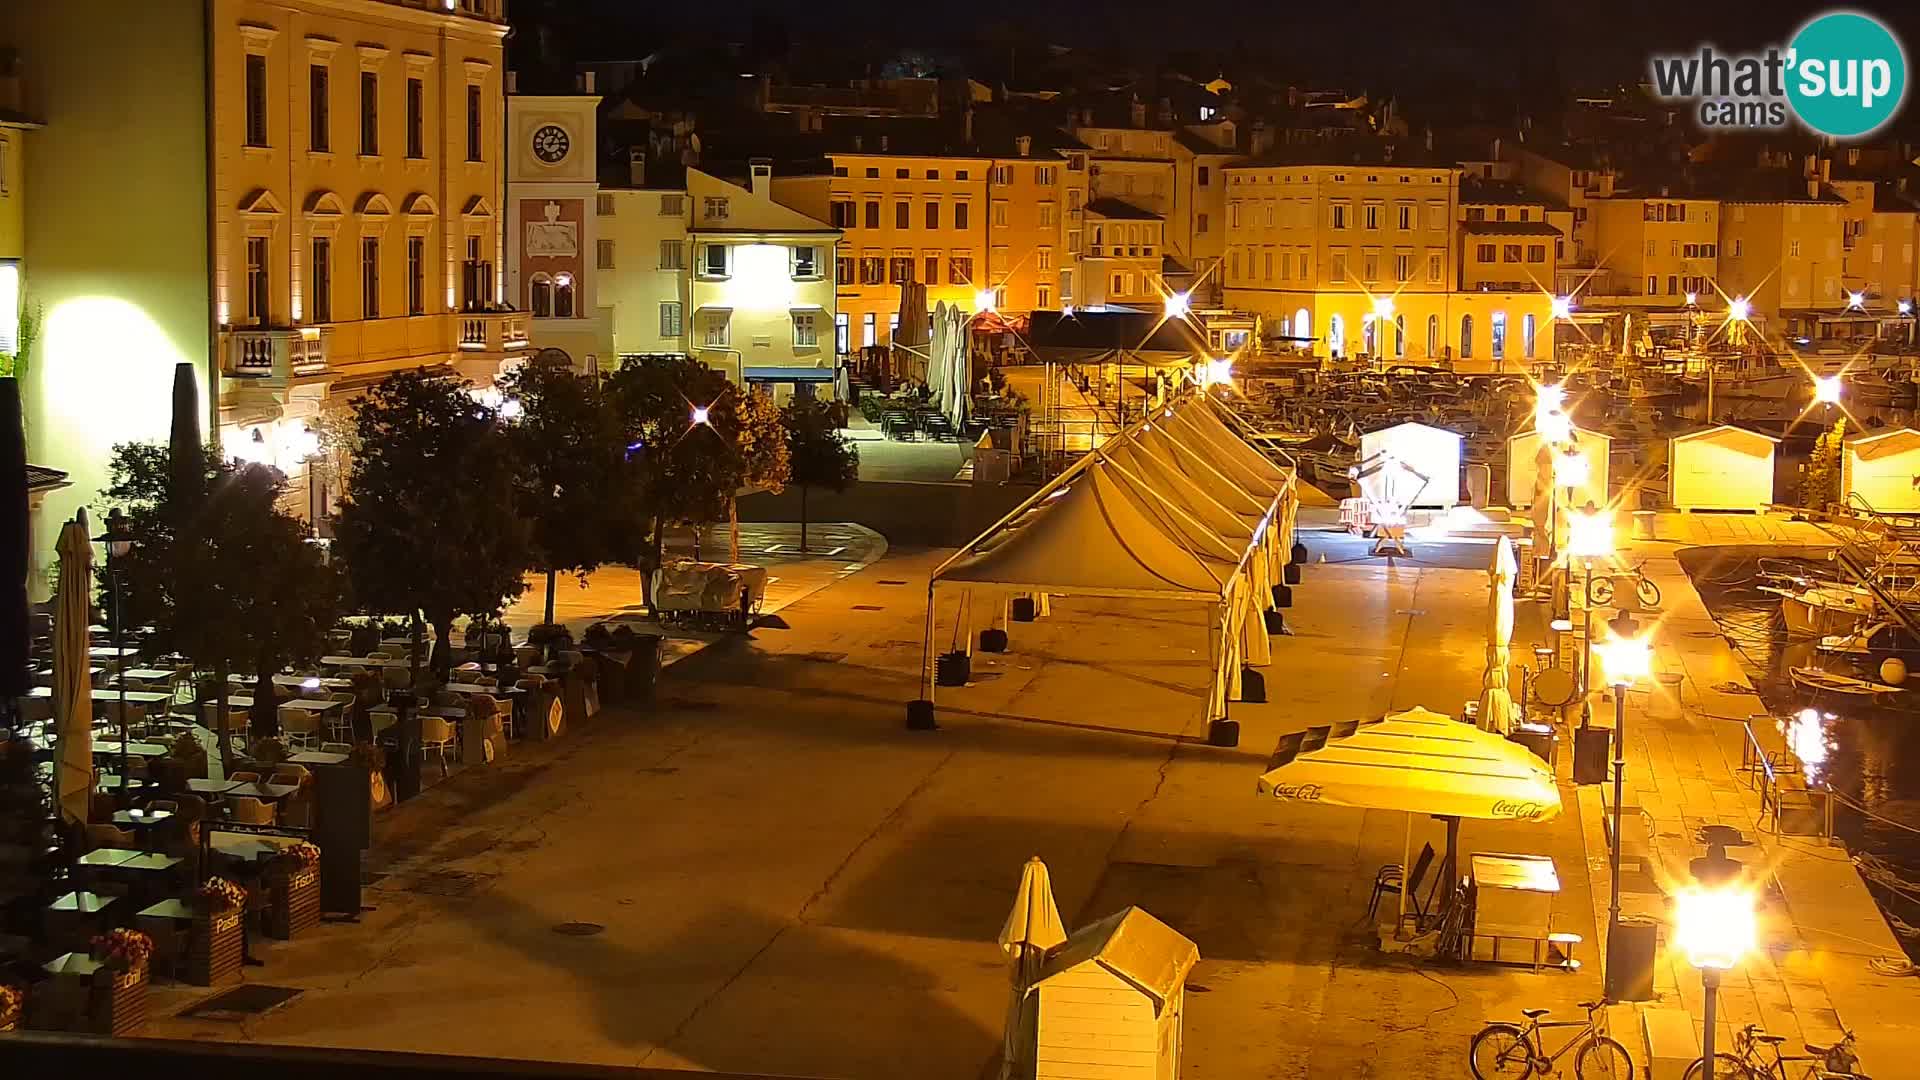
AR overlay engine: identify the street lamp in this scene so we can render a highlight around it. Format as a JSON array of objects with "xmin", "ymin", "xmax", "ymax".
[
  {"xmin": 1567, "ymin": 502, "xmax": 1614, "ymax": 696},
  {"xmin": 1727, "ymin": 296, "xmax": 1752, "ymax": 322},
  {"xmin": 1674, "ymin": 882, "xmax": 1756, "ymax": 1071},
  {"xmin": 1550, "ymin": 295, "xmax": 1573, "ymax": 320},
  {"xmin": 95, "ymin": 509, "xmax": 136, "ymax": 793},
  {"xmin": 1846, "ymin": 291, "xmax": 1866, "ymax": 311},
  {"xmin": 974, "ymin": 289, "xmax": 997, "ymax": 314},
  {"xmin": 1813, "ymin": 374, "xmax": 1843, "ymax": 407},
  {"xmin": 1165, "ymin": 291, "xmax": 1192, "ymax": 319},
  {"xmin": 1597, "ymin": 610, "xmax": 1652, "ymax": 1000}
]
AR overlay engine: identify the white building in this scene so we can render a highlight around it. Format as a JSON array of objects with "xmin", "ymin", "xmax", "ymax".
[{"xmin": 601, "ymin": 186, "xmax": 691, "ymax": 357}]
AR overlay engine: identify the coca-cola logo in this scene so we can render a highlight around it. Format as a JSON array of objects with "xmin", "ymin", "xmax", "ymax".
[
  {"xmin": 1270, "ymin": 783, "xmax": 1322, "ymax": 802},
  {"xmin": 1492, "ymin": 799, "xmax": 1546, "ymax": 820}
]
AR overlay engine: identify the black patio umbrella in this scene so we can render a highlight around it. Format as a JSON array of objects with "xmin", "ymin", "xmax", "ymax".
[{"xmin": 168, "ymin": 361, "xmax": 203, "ymax": 507}]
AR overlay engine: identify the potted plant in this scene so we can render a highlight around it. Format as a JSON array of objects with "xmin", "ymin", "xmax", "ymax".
[
  {"xmin": 0, "ymin": 983, "xmax": 23, "ymax": 1032},
  {"xmin": 87, "ymin": 928, "xmax": 152, "ymax": 1035},
  {"xmin": 166, "ymin": 730, "xmax": 208, "ymax": 782},
  {"xmin": 265, "ymin": 841, "xmax": 322, "ymax": 939},
  {"xmin": 246, "ymin": 736, "xmax": 290, "ymax": 767},
  {"xmin": 186, "ymin": 878, "xmax": 247, "ymax": 986}
]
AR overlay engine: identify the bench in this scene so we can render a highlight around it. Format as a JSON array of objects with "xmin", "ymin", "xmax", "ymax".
[{"xmin": 1469, "ymin": 931, "xmax": 1583, "ymax": 972}]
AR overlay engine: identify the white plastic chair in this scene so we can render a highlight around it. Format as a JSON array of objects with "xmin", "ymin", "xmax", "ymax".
[
  {"xmin": 420, "ymin": 715, "xmax": 456, "ymax": 775},
  {"xmin": 226, "ymin": 795, "xmax": 276, "ymax": 825},
  {"xmin": 279, "ymin": 705, "xmax": 321, "ymax": 750}
]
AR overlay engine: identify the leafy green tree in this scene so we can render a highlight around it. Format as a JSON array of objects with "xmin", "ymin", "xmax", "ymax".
[
  {"xmin": 497, "ymin": 359, "xmax": 639, "ymax": 626},
  {"xmin": 728, "ymin": 387, "xmax": 790, "ymax": 561},
  {"xmin": 332, "ymin": 370, "xmax": 531, "ymax": 683},
  {"xmin": 605, "ymin": 355, "xmax": 746, "ymax": 607},
  {"xmin": 783, "ymin": 399, "xmax": 860, "ymax": 552},
  {"xmin": 103, "ymin": 444, "xmax": 340, "ymax": 768},
  {"xmin": 1800, "ymin": 416, "xmax": 1848, "ymax": 511}
]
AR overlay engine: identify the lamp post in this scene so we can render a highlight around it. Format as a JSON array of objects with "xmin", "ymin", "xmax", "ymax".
[
  {"xmin": 96, "ymin": 509, "xmax": 135, "ymax": 792},
  {"xmin": 1675, "ymin": 882, "xmax": 1756, "ymax": 1074},
  {"xmin": 1596, "ymin": 610, "xmax": 1651, "ymax": 1001}
]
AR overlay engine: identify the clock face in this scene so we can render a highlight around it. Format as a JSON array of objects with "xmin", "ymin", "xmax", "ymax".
[{"xmin": 531, "ymin": 124, "xmax": 571, "ymax": 164}]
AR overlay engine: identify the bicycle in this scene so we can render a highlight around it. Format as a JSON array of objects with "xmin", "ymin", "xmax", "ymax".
[
  {"xmin": 1587, "ymin": 559, "xmax": 1662, "ymax": 610},
  {"xmin": 1683, "ymin": 1024, "xmax": 1867, "ymax": 1079},
  {"xmin": 1470, "ymin": 1000, "xmax": 1634, "ymax": 1078}
]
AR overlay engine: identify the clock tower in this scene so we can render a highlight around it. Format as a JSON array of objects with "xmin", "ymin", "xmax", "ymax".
[{"xmin": 506, "ymin": 75, "xmax": 611, "ymax": 368}]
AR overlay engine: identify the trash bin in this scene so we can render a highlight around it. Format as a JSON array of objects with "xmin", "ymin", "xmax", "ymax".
[
  {"xmin": 627, "ymin": 634, "xmax": 663, "ymax": 705},
  {"xmin": 1573, "ymin": 725, "xmax": 1612, "ymax": 785},
  {"xmin": 1649, "ymin": 671, "xmax": 1685, "ymax": 721},
  {"xmin": 1605, "ymin": 916, "xmax": 1660, "ymax": 1002}
]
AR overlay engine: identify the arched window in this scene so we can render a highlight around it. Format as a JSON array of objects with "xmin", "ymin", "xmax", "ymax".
[
  {"xmin": 1460, "ymin": 314, "xmax": 1474, "ymax": 358},
  {"xmin": 1523, "ymin": 313, "xmax": 1537, "ymax": 358},
  {"xmin": 1491, "ymin": 310, "xmax": 1507, "ymax": 360},
  {"xmin": 1394, "ymin": 314, "xmax": 1406, "ymax": 358},
  {"xmin": 529, "ymin": 274, "xmax": 553, "ymax": 317},
  {"xmin": 1293, "ymin": 308, "xmax": 1310, "ymax": 344},
  {"xmin": 1328, "ymin": 313, "xmax": 1345, "ymax": 357},
  {"xmin": 1363, "ymin": 315, "xmax": 1377, "ymax": 355},
  {"xmin": 1426, "ymin": 314, "xmax": 1439, "ymax": 357},
  {"xmin": 554, "ymin": 273, "xmax": 576, "ymax": 318}
]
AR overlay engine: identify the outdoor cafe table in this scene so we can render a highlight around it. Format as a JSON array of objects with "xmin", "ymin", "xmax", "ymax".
[
  {"xmin": 318, "ymin": 655, "xmax": 412, "ymax": 669},
  {"xmin": 225, "ymin": 782, "xmax": 299, "ymax": 802},
  {"xmin": 94, "ymin": 741, "xmax": 169, "ymax": 759},
  {"xmin": 222, "ymin": 695, "xmax": 346, "ymax": 716},
  {"xmin": 288, "ymin": 751, "xmax": 349, "ymax": 766},
  {"xmin": 188, "ymin": 778, "xmax": 243, "ymax": 796},
  {"xmin": 26, "ymin": 687, "xmax": 174, "ymax": 707},
  {"xmin": 89, "ymin": 646, "xmax": 141, "ymax": 662},
  {"xmin": 116, "ymin": 668, "xmax": 182, "ymax": 683},
  {"xmin": 443, "ymin": 683, "xmax": 522, "ymax": 696},
  {"xmin": 1468, "ymin": 853, "xmax": 1561, "ymax": 969},
  {"xmin": 230, "ymin": 673, "xmax": 355, "ymax": 690},
  {"xmin": 75, "ymin": 848, "xmax": 143, "ymax": 869}
]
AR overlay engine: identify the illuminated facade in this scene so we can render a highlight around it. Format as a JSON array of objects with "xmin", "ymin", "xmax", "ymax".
[
  {"xmin": 4, "ymin": 0, "xmax": 519, "ymax": 552},
  {"xmin": 507, "ymin": 86, "xmax": 611, "ymax": 368},
  {"xmin": 600, "ymin": 186, "xmax": 692, "ymax": 357},
  {"xmin": 1219, "ymin": 156, "xmax": 1556, "ymax": 366},
  {"xmin": 685, "ymin": 165, "xmax": 841, "ymax": 399}
]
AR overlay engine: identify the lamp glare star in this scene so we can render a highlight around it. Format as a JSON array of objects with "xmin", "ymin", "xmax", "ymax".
[
  {"xmin": 1814, "ymin": 375, "xmax": 1842, "ymax": 406},
  {"xmin": 1550, "ymin": 295, "xmax": 1573, "ymax": 319},
  {"xmin": 691, "ymin": 405, "xmax": 710, "ymax": 426},
  {"xmin": 1165, "ymin": 291, "xmax": 1191, "ymax": 318},
  {"xmin": 1728, "ymin": 297, "xmax": 1752, "ymax": 322}
]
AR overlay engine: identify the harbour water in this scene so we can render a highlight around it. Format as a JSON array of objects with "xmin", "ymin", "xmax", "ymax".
[{"xmin": 1683, "ymin": 546, "xmax": 1920, "ymax": 949}]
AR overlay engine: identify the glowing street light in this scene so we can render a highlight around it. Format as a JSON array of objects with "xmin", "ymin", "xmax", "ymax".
[
  {"xmin": 1371, "ymin": 296, "xmax": 1395, "ymax": 320},
  {"xmin": 1196, "ymin": 357, "xmax": 1234, "ymax": 390},
  {"xmin": 1165, "ymin": 291, "xmax": 1192, "ymax": 319},
  {"xmin": 1728, "ymin": 296, "xmax": 1752, "ymax": 322},
  {"xmin": 1537, "ymin": 408, "xmax": 1572, "ymax": 446},
  {"xmin": 1674, "ymin": 881, "xmax": 1757, "ymax": 1069},
  {"xmin": 1900, "ymin": 299, "xmax": 1914, "ymax": 316},
  {"xmin": 1684, "ymin": 291, "xmax": 1699, "ymax": 306},
  {"xmin": 1813, "ymin": 374, "xmax": 1843, "ymax": 406},
  {"xmin": 1566, "ymin": 505, "xmax": 1614, "ymax": 561},
  {"xmin": 690, "ymin": 405, "xmax": 711, "ymax": 426},
  {"xmin": 1847, "ymin": 291, "xmax": 1866, "ymax": 310},
  {"xmin": 1553, "ymin": 446, "xmax": 1589, "ymax": 490},
  {"xmin": 974, "ymin": 289, "xmax": 997, "ymax": 313},
  {"xmin": 1596, "ymin": 622, "xmax": 1651, "ymax": 687},
  {"xmin": 1550, "ymin": 295, "xmax": 1573, "ymax": 320}
]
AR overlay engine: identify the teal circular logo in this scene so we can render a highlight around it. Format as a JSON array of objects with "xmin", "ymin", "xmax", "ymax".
[{"xmin": 1787, "ymin": 12, "xmax": 1907, "ymax": 138}]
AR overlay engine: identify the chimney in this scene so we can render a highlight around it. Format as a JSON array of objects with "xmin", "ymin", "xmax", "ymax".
[
  {"xmin": 506, "ymin": 70, "xmax": 518, "ymax": 94},
  {"xmin": 879, "ymin": 133, "xmax": 890, "ymax": 152},
  {"xmin": 749, "ymin": 158, "xmax": 773, "ymax": 198},
  {"xmin": 628, "ymin": 146, "xmax": 646, "ymax": 187},
  {"xmin": 1820, "ymin": 157, "xmax": 1831, "ymax": 183},
  {"xmin": 1129, "ymin": 100, "xmax": 1146, "ymax": 128},
  {"xmin": 1808, "ymin": 178, "xmax": 1820, "ymax": 199},
  {"xmin": 962, "ymin": 105, "xmax": 974, "ymax": 145},
  {"xmin": 1015, "ymin": 134, "xmax": 1032, "ymax": 157},
  {"xmin": 0, "ymin": 48, "xmax": 19, "ymax": 114},
  {"xmin": 1156, "ymin": 97, "xmax": 1174, "ymax": 126},
  {"xmin": 1424, "ymin": 126, "xmax": 1433, "ymax": 152},
  {"xmin": 1804, "ymin": 153, "xmax": 1817, "ymax": 177},
  {"xmin": 1080, "ymin": 106, "xmax": 1094, "ymax": 128},
  {"xmin": 852, "ymin": 133, "xmax": 864, "ymax": 151},
  {"xmin": 577, "ymin": 70, "xmax": 595, "ymax": 94},
  {"xmin": 1491, "ymin": 136, "xmax": 1502, "ymax": 161}
]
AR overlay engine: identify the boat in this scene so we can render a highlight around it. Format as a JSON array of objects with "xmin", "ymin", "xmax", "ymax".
[
  {"xmin": 1789, "ymin": 666, "xmax": 1908, "ymax": 700},
  {"xmin": 1760, "ymin": 581, "xmax": 1877, "ymax": 636}
]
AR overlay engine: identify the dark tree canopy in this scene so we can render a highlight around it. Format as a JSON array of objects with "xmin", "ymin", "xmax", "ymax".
[
  {"xmin": 497, "ymin": 359, "xmax": 639, "ymax": 585},
  {"xmin": 331, "ymin": 369, "xmax": 531, "ymax": 674},
  {"xmin": 605, "ymin": 355, "xmax": 748, "ymax": 592}
]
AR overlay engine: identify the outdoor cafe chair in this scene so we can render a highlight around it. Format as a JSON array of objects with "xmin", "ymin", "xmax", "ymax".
[
  {"xmin": 84, "ymin": 824, "xmax": 137, "ymax": 851},
  {"xmin": 326, "ymin": 693, "xmax": 357, "ymax": 741},
  {"xmin": 269, "ymin": 765, "xmax": 309, "ymax": 787},
  {"xmin": 369, "ymin": 708, "xmax": 398, "ymax": 740},
  {"xmin": 365, "ymin": 651, "xmax": 393, "ymax": 661},
  {"xmin": 278, "ymin": 706, "xmax": 321, "ymax": 750},
  {"xmin": 475, "ymin": 694, "xmax": 516, "ymax": 740},
  {"xmin": 225, "ymin": 796, "xmax": 276, "ymax": 826},
  {"xmin": 420, "ymin": 715, "xmax": 456, "ymax": 775},
  {"xmin": 318, "ymin": 742, "xmax": 353, "ymax": 756},
  {"xmin": 1367, "ymin": 842, "xmax": 1436, "ymax": 921},
  {"xmin": 228, "ymin": 771, "xmax": 261, "ymax": 784}
]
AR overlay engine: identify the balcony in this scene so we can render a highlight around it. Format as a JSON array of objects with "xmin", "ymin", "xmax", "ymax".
[
  {"xmin": 222, "ymin": 326, "xmax": 329, "ymax": 383},
  {"xmin": 458, "ymin": 310, "xmax": 530, "ymax": 354}
]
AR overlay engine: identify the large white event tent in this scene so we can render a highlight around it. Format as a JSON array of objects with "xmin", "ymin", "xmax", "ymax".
[{"xmin": 910, "ymin": 392, "xmax": 1302, "ymax": 744}]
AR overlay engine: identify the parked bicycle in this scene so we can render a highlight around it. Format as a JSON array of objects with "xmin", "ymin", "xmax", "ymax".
[
  {"xmin": 1684, "ymin": 1024, "xmax": 1867, "ymax": 1079},
  {"xmin": 1587, "ymin": 559, "xmax": 1662, "ymax": 610},
  {"xmin": 1470, "ymin": 1000, "xmax": 1633, "ymax": 1078}
]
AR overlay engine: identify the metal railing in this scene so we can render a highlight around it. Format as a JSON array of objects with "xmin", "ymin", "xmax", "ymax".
[{"xmin": 1736, "ymin": 715, "xmax": 1834, "ymax": 840}]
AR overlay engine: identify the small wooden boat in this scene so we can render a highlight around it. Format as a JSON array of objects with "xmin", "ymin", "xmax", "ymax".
[{"xmin": 1789, "ymin": 666, "xmax": 1907, "ymax": 700}]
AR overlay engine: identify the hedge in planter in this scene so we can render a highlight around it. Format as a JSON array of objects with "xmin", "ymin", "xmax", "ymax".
[
  {"xmin": 187, "ymin": 878, "xmax": 247, "ymax": 986},
  {"xmin": 265, "ymin": 842, "xmax": 323, "ymax": 939}
]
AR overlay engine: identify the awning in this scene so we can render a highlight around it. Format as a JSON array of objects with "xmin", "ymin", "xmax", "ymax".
[
  {"xmin": 1256, "ymin": 706, "xmax": 1560, "ymax": 821},
  {"xmin": 744, "ymin": 366, "xmax": 835, "ymax": 381}
]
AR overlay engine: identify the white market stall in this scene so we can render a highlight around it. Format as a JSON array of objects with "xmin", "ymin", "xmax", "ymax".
[
  {"xmin": 1357, "ymin": 422, "xmax": 1463, "ymax": 509},
  {"xmin": 1668, "ymin": 424, "xmax": 1779, "ymax": 512},
  {"xmin": 914, "ymin": 393, "xmax": 1301, "ymax": 745},
  {"xmin": 1843, "ymin": 427, "xmax": 1920, "ymax": 513},
  {"xmin": 1506, "ymin": 426, "xmax": 1611, "ymax": 509},
  {"xmin": 1027, "ymin": 906, "xmax": 1198, "ymax": 1080}
]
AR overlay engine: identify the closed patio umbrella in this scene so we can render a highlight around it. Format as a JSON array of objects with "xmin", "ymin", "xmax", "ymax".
[
  {"xmin": 53, "ymin": 510, "xmax": 95, "ymax": 825},
  {"xmin": 1479, "ymin": 537, "xmax": 1518, "ymax": 733},
  {"xmin": 998, "ymin": 855, "xmax": 1068, "ymax": 1080}
]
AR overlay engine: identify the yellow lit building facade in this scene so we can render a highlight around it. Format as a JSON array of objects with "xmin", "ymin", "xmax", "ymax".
[
  {"xmin": 1718, "ymin": 193, "xmax": 1848, "ymax": 338},
  {"xmin": 1219, "ymin": 158, "xmax": 1556, "ymax": 367},
  {"xmin": 985, "ymin": 145, "xmax": 1090, "ymax": 315},
  {"xmin": 600, "ymin": 186, "xmax": 691, "ymax": 357},
  {"xmin": 1586, "ymin": 195, "xmax": 1721, "ymax": 310}
]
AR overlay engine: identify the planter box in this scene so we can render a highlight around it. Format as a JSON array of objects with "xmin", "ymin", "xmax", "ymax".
[
  {"xmin": 266, "ymin": 867, "xmax": 321, "ymax": 940},
  {"xmin": 187, "ymin": 909, "xmax": 244, "ymax": 986},
  {"xmin": 90, "ymin": 968, "xmax": 148, "ymax": 1036}
]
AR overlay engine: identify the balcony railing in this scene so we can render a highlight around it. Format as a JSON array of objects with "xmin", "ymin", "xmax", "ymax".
[
  {"xmin": 223, "ymin": 326, "xmax": 329, "ymax": 381},
  {"xmin": 458, "ymin": 310, "xmax": 531, "ymax": 354}
]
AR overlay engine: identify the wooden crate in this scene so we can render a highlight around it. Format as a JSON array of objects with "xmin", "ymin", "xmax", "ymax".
[
  {"xmin": 89, "ymin": 969, "xmax": 148, "ymax": 1037},
  {"xmin": 186, "ymin": 910, "xmax": 244, "ymax": 987},
  {"xmin": 266, "ymin": 868, "xmax": 321, "ymax": 940}
]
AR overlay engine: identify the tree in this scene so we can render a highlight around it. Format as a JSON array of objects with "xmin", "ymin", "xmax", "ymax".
[
  {"xmin": 1800, "ymin": 416, "xmax": 1848, "ymax": 511},
  {"xmin": 728, "ymin": 387, "xmax": 790, "ymax": 561},
  {"xmin": 605, "ymin": 355, "xmax": 746, "ymax": 607},
  {"xmin": 332, "ymin": 370, "xmax": 531, "ymax": 684},
  {"xmin": 783, "ymin": 399, "xmax": 860, "ymax": 552},
  {"xmin": 103, "ymin": 444, "xmax": 340, "ymax": 768},
  {"xmin": 497, "ymin": 360, "xmax": 638, "ymax": 626}
]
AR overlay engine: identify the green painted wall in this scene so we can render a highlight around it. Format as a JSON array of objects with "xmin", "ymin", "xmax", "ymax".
[{"xmin": 0, "ymin": 1, "xmax": 210, "ymax": 598}]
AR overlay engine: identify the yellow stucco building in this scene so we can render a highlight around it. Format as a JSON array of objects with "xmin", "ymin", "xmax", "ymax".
[{"xmin": 1718, "ymin": 186, "xmax": 1848, "ymax": 339}]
